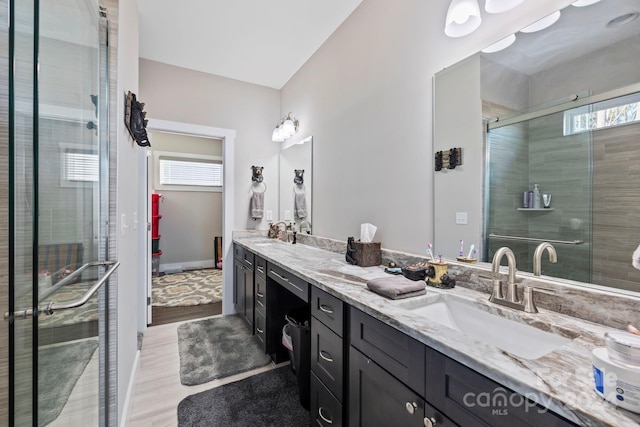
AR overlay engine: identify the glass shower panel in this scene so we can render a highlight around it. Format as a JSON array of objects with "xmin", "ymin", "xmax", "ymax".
[
  {"xmin": 9, "ymin": 0, "xmax": 110, "ymax": 425},
  {"xmin": 486, "ymin": 110, "xmax": 592, "ymax": 283}
]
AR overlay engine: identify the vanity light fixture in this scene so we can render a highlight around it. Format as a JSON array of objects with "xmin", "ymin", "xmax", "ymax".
[
  {"xmin": 444, "ymin": 0, "xmax": 482, "ymax": 38},
  {"xmin": 272, "ymin": 112, "xmax": 299, "ymax": 142},
  {"xmin": 520, "ymin": 10, "xmax": 561, "ymax": 33},
  {"xmin": 481, "ymin": 33, "xmax": 516, "ymax": 53},
  {"xmin": 571, "ymin": 0, "xmax": 601, "ymax": 7},
  {"xmin": 484, "ymin": 0, "xmax": 525, "ymax": 14}
]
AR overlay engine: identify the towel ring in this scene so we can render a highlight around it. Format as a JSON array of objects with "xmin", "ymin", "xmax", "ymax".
[{"xmin": 251, "ymin": 181, "xmax": 267, "ymax": 194}]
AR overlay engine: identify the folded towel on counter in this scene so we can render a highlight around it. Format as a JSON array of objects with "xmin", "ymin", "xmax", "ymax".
[
  {"xmin": 294, "ymin": 192, "xmax": 307, "ymax": 218},
  {"xmin": 633, "ymin": 244, "xmax": 640, "ymax": 270},
  {"xmin": 250, "ymin": 191, "xmax": 264, "ymax": 219},
  {"xmin": 366, "ymin": 275, "xmax": 426, "ymax": 300}
]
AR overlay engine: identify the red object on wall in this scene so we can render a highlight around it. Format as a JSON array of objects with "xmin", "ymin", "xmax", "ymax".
[
  {"xmin": 152, "ymin": 194, "xmax": 161, "ymax": 216},
  {"xmin": 152, "ymin": 215, "xmax": 162, "ymax": 238}
]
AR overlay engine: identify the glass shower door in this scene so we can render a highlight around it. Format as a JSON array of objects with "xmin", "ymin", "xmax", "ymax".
[{"xmin": 9, "ymin": 0, "xmax": 115, "ymax": 425}]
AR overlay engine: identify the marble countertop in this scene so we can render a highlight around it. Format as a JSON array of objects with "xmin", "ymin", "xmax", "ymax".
[{"xmin": 233, "ymin": 232, "xmax": 640, "ymax": 427}]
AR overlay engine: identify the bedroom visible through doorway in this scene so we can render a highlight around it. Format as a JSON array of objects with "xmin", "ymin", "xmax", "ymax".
[{"xmin": 149, "ymin": 131, "xmax": 224, "ymax": 325}]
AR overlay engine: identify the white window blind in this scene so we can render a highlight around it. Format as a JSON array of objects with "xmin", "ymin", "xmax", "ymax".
[{"xmin": 63, "ymin": 151, "xmax": 99, "ymax": 182}]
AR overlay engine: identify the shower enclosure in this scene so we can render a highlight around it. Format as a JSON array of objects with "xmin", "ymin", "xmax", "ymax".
[
  {"xmin": 486, "ymin": 86, "xmax": 640, "ymax": 291},
  {"xmin": 6, "ymin": 0, "xmax": 117, "ymax": 425}
]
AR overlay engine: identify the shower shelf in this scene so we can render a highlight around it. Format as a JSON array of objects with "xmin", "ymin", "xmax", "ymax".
[{"xmin": 517, "ymin": 208, "xmax": 554, "ymax": 211}]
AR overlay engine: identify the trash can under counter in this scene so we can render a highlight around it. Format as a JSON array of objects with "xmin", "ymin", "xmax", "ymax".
[{"xmin": 285, "ymin": 305, "xmax": 311, "ymax": 410}]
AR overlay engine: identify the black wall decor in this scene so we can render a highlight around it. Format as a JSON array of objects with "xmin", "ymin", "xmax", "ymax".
[
  {"xmin": 251, "ymin": 166, "xmax": 264, "ymax": 182},
  {"xmin": 125, "ymin": 91, "xmax": 150, "ymax": 147}
]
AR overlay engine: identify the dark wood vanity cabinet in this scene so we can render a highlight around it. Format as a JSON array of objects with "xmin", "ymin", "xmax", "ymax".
[
  {"xmin": 233, "ymin": 245, "xmax": 254, "ymax": 329},
  {"xmin": 310, "ymin": 287, "xmax": 346, "ymax": 426}
]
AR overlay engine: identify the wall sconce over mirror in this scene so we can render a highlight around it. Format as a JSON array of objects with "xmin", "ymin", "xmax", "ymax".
[
  {"xmin": 444, "ymin": 0, "xmax": 527, "ymax": 38},
  {"xmin": 272, "ymin": 112, "xmax": 299, "ymax": 142}
]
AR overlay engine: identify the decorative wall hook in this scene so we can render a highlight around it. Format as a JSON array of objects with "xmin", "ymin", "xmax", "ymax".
[
  {"xmin": 434, "ymin": 147, "xmax": 462, "ymax": 171},
  {"xmin": 125, "ymin": 91, "xmax": 150, "ymax": 147},
  {"xmin": 251, "ymin": 166, "xmax": 264, "ymax": 182},
  {"xmin": 294, "ymin": 169, "xmax": 304, "ymax": 185}
]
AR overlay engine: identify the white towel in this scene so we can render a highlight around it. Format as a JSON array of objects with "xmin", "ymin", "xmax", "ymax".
[
  {"xmin": 633, "ymin": 244, "xmax": 640, "ymax": 270},
  {"xmin": 251, "ymin": 191, "xmax": 264, "ymax": 219},
  {"xmin": 294, "ymin": 192, "xmax": 307, "ymax": 219}
]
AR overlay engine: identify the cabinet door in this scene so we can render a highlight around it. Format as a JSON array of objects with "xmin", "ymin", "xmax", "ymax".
[
  {"xmin": 243, "ymin": 265, "xmax": 254, "ymax": 328},
  {"xmin": 425, "ymin": 349, "xmax": 578, "ymax": 427},
  {"xmin": 349, "ymin": 347, "xmax": 425, "ymax": 427},
  {"xmin": 255, "ymin": 275, "xmax": 266, "ymax": 316},
  {"xmin": 233, "ymin": 259, "xmax": 245, "ymax": 316}
]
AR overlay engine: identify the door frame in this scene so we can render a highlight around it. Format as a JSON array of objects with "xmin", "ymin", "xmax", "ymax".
[{"xmin": 143, "ymin": 119, "xmax": 236, "ymax": 325}]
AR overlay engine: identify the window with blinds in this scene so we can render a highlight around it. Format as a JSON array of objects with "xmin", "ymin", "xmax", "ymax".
[
  {"xmin": 154, "ymin": 151, "xmax": 223, "ymax": 192},
  {"xmin": 60, "ymin": 144, "xmax": 99, "ymax": 187}
]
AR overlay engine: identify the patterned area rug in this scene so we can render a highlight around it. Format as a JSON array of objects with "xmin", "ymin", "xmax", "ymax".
[{"xmin": 152, "ymin": 268, "xmax": 223, "ymax": 307}]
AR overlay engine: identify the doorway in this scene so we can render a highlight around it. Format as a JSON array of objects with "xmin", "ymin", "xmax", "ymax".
[
  {"xmin": 148, "ymin": 131, "xmax": 224, "ymax": 325},
  {"xmin": 143, "ymin": 120, "xmax": 236, "ymax": 327}
]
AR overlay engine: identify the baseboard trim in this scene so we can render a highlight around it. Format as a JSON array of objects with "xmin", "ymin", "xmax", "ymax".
[
  {"xmin": 160, "ymin": 259, "xmax": 215, "ymax": 273},
  {"xmin": 121, "ymin": 349, "xmax": 141, "ymax": 427}
]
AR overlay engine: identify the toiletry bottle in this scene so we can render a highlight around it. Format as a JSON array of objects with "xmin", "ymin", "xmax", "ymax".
[
  {"xmin": 533, "ymin": 184, "xmax": 541, "ymax": 209},
  {"xmin": 528, "ymin": 191, "xmax": 534, "ymax": 209},
  {"xmin": 523, "ymin": 191, "xmax": 529, "ymax": 208}
]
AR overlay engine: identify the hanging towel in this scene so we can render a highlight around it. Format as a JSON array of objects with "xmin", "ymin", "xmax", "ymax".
[
  {"xmin": 366, "ymin": 276, "xmax": 426, "ymax": 300},
  {"xmin": 251, "ymin": 191, "xmax": 264, "ymax": 219},
  {"xmin": 294, "ymin": 192, "xmax": 307, "ymax": 219},
  {"xmin": 633, "ymin": 244, "xmax": 640, "ymax": 270}
]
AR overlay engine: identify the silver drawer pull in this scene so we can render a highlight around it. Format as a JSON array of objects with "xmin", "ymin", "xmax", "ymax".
[
  {"xmin": 245, "ymin": 258, "xmax": 253, "ymax": 266},
  {"xmin": 318, "ymin": 407, "xmax": 333, "ymax": 424},
  {"xmin": 319, "ymin": 304, "xmax": 334, "ymax": 314},
  {"xmin": 256, "ymin": 326, "xmax": 264, "ymax": 334},
  {"xmin": 256, "ymin": 292, "xmax": 264, "ymax": 298},
  {"xmin": 406, "ymin": 401, "xmax": 417, "ymax": 415},
  {"xmin": 256, "ymin": 300, "xmax": 264, "ymax": 308},
  {"xmin": 271, "ymin": 271, "xmax": 289, "ymax": 282},
  {"xmin": 257, "ymin": 266, "xmax": 264, "ymax": 273},
  {"xmin": 424, "ymin": 416, "xmax": 437, "ymax": 427},
  {"xmin": 319, "ymin": 350, "xmax": 334, "ymax": 363}
]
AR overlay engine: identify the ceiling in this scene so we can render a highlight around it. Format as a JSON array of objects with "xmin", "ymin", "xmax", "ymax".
[
  {"xmin": 137, "ymin": 0, "xmax": 363, "ymax": 90},
  {"xmin": 482, "ymin": 0, "xmax": 640, "ymax": 75}
]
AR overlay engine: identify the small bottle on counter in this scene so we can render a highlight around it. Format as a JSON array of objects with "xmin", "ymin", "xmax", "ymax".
[{"xmin": 533, "ymin": 184, "xmax": 541, "ymax": 209}]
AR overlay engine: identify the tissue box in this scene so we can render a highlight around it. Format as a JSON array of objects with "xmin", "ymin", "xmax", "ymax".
[{"xmin": 352, "ymin": 241, "xmax": 381, "ymax": 267}]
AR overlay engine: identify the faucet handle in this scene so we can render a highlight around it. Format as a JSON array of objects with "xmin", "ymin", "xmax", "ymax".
[{"xmin": 523, "ymin": 286, "xmax": 555, "ymax": 313}]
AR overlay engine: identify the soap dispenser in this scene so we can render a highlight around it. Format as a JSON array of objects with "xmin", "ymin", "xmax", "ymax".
[{"xmin": 533, "ymin": 184, "xmax": 541, "ymax": 209}]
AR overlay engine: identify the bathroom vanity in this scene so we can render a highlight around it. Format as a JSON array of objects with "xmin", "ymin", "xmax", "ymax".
[{"xmin": 233, "ymin": 231, "xmax": 640, "ymax": 427}]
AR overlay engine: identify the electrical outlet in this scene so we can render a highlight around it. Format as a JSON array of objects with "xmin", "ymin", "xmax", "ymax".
[
  {"xmin": 284, "ymin": 210, "xmax": 292, "ymax": 220},
  {"xmin": 265, "ymin": 210, "xmax": 273, "ymax": 221},
  {"xmin": 456, "ymin": 212, "xmax": 468, "ymax": 225}
]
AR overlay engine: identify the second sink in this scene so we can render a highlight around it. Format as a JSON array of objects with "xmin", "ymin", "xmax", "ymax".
[{"xmin": 402, "ymin": 295, "xmax": 576, "ymax": 360}]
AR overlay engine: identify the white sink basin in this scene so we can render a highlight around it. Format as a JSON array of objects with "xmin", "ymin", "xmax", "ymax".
[{"xmin": 405, "ymin": 295, "xmax": 575, "ymax": 360}]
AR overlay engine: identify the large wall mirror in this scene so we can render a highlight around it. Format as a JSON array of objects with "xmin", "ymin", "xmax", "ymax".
[
  {"xmin": 434, "ymin": 0, "xmax": 640, "ymax": 294},
  {"xmin": 279, "ymin": 136, "xmax": 313, "ymax": 233}
]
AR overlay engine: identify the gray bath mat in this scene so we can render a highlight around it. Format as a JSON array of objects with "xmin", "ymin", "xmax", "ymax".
[
  {"xmin": 39, "ymin": 339, "xmax": 99, "ymax": 426},
  {"xmin": 177, "ymin": 366, "xmax": 309, "ymax": 426},
  {"xmin": 177, "ymin": 315, "xmax": 271, "ymax": 386}
]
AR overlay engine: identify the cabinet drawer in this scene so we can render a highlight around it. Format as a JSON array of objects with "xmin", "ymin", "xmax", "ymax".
[
  {"xmin": 254, "ymin": 311, "xmax": 266, "ymax": 351},
  {"xmin": 268, "ymin": 263, "xmax": 309, "ymax": 302},
  {"xmin": 349, "ymin": 307, "xmax": 425, "ymax": 396},
  {"xmin": 311, "ymin": 373, "xmax": 343, "ymax": 427},
  {"xmin": 425, "ymin": 349, "xmax": 577, "ymax": 427},
  {"xmin": 234, "ymin": 244, "xmax": 255, "ymax": 269},
  {"xmin": 311, "ymin": 316, "xmax": 344, "ymax": 401},
  {"xmin": 255, "ymin": 256, "xmax": 267, "ymax": 278},
  {"xmin": 311, "ymin": 286, "xmax": 345, "ymax": 336},
  {"xmin": 255, "ymin": 275, "xmax": 266, "ymax": 316}
]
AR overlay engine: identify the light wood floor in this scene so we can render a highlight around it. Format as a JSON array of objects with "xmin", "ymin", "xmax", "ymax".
[{"xmin": 128, "ymin": 316, "xmax": 281, "ymax": 426}]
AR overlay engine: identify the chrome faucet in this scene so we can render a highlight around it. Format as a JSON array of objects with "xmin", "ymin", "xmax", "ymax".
[
  {"xmin": 533, "ymin": 242, "xmax": 557, "ymax": 276},
  {"xmin": 490, "ymin": 247, "xmax": 519, "ymax": 304},
  {"xmin": 489, "ymin": 246, "xmax": 553, "ymax": 313},
  {"xmin": 299, "ymin": 220, "xmax": 312, "ymax": 234}
]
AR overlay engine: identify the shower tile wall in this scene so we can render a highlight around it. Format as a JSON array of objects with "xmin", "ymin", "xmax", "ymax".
[{"xmin": 592, "ymin": 122, "xmax": 640, "ymax": 292}]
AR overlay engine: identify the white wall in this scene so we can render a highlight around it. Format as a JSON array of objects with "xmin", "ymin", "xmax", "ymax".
[
  {"xmin": 116, "ymin": 0, "xmax": 142, "ymax": 422},
  {"xmin": 138, "ymin": 59, "xmax": 281, "ymax": 232},
  {"xmin": 279, "ymin": 0, "xmax": 575, "ymax": 257}
]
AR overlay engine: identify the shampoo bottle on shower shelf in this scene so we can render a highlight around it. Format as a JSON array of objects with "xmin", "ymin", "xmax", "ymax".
[{"xmin": 533, "ymin": 184, "xmax": 541, "ymax": 209}]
